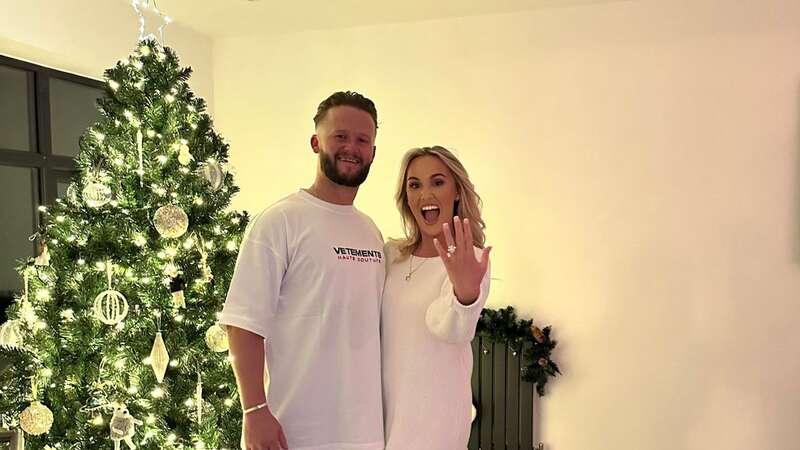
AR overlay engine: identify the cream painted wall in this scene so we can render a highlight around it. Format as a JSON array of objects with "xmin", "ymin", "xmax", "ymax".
[
  {"xmin": 213, "ymin": 0, "xmax": 800, "ymax": 449},
  {"xmin": 0, "ymin": 0, "xmax": 214, "ymax": 112}
]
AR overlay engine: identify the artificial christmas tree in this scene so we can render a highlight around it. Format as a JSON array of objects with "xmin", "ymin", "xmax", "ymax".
[{"xmin": 0, "ymin": 37, "xmax": 248, "ymax": 450}]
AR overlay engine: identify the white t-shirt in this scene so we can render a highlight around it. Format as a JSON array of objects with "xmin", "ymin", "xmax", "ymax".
[
  {"xmin": 381, "ymin": 243, "xmax": 490, "ymax": 450},
  {"xmin": 221, "ymin": 190, "xmax": 385, "ymax": 450}
]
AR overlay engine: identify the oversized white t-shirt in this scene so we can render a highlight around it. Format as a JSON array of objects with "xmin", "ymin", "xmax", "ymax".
[
  {"xmin": 381, "ymin": 243, "xmax": 490, "ymax": 450},
  {"xmin": 220, "ymin": 190, "xmax": 385, "ymax": 450}
]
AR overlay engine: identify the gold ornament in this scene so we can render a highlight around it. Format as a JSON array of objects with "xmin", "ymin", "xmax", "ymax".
[
  {"xmin": 149, "ymin": 332, "xmax": 169, "ymax": 383},
  {"xmin": 204, "ymin": 323, "xmax": 229, "ymax": 352},
  {"xmin": 83, "ymin": 182, "xmax": 112, "ymax": 208},
  {"xmin": 20, "ymin": 401, "xmax": 53, "ymax": 435},
  {"xmin": 153, "ymin": 205, "xmax": 189, "ymax": 238},
  {"xmin": 0, "ymin": 319, "xmax": 24, "ymax": 349},
  {"xmin": 531, "ymin": 326, "xmax": 546, "ymax": 343},
  {"xmin": 93, "ymin": 263, "xmax": 128, "ymax": 325}
]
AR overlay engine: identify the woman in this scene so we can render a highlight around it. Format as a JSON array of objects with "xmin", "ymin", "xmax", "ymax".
[{"xmin": 382, "ymin": 146, "xmax": 492, "ymax": 449}]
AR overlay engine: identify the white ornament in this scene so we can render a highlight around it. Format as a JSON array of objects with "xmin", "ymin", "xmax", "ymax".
[
  {"xmin": 471, "ymin": 403, "xmax": 477, "ymax": 422},
  {"xmin": 18, "ymin": 300, "xmax": 37, "ymax": 326},
  {"xmin": 136, "ymin": 129, "xmax": 144, "ymax": 186},
  {"xmin": 197, "ymin": 235, "xmax": 214, "ymax": 284},
  {"xmin": 200, "ymin": 263, "xmax": 213, "ymax": 284},
  {"xmin": 178, "ymin": 144, "xmax": 193, "ymax": 166},
  {"xmin": 109, "ymin": 406, "xmax": 143, "ymax": 450},
  {"xmin": 83, "ymin": 182, "xmax": 112, "ymax": 208},
  {"xmin": 150, "ymin": 332, "xmax": 169, "ymax": 383},
  {"xmin": 20, "ymin": 401, "xmax": 54, "ymax": 435},
  {"xmin": 195, "ymin": 373, "xmax": 203, "ymax": 423},
  {"xmin": 94, "ymin": 290, "xmax": 129, "ymax": 325},
  {"xmin": 153, "ymin": 205, "xmax": 189, "ymax": 238},
  {"xmin": 162, "ymin": 262, "xmax": 179, "ymax": 278},
  {"xmin": 169, "ymin": 275, "xmax": 186, "ymax": 309},
  {"xmin": 0, "ymin": 319, "xmax": 23, "ymax": 349},
  {"xmin": 198, "ymin": 161, "xmax": 224, "ymax": 191},
  {"xmin": 171, "ymin": 290, "xmax": 186, "ymax": 309},
  {"xmin": 93, "ymin": 262, "xmax": 129, "ymax": 325},
  {"xmin": 204, "ymin": 323, "xmax": 229, "ymax": 352}
]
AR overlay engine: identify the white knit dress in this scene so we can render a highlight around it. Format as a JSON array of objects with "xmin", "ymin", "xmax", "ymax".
[{"xmin": 381, "ymin": 243, "xmax": 490, "ymax": 450}]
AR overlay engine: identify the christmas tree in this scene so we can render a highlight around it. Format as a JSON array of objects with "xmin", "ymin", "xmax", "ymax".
[{"xmin": 0, "ymin": 38, "xmax": 248, "ymax": 450}]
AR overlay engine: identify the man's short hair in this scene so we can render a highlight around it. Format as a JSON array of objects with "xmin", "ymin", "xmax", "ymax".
[{"xmin": 313, "ymin": 91, "xmax": 378, "ymax": 130}]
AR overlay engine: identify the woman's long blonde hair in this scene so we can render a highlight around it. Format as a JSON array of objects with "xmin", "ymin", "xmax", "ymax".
[{"xmin": 392, "ymin": 146, "xmax": 486, "ymax": 260}]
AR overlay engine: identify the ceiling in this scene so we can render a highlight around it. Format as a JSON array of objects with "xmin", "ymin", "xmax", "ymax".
[{"xmin": 146, "ymin": 0, "xmax": 631, "ymax": 38}]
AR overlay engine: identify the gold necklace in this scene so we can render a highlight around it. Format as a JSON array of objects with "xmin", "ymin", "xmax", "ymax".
[{"xmin": 405, "ymin": 254, "xmax": 428, "ymax": 281}]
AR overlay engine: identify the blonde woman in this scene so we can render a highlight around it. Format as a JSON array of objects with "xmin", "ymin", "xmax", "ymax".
[{"xmin": 382, "ymin": 146, "xmax": 492, "ymax": 449}]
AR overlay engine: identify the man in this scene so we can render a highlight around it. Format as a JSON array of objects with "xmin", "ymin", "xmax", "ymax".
[{"xmin": 220, "ymin": 91, "xmax": 385, "ymax": 450}]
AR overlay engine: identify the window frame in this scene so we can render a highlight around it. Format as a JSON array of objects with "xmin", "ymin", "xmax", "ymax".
[
  {"xmin": 0, "ymin": 54, "xmax": 104, "ymax": 206},
  {"xmin": 0, "ymin": 54, "xmax": 104, "ymax": 316}
]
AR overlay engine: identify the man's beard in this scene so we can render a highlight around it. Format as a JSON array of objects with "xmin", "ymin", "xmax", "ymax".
[{"xmin": 319, "ymin": 150, "xmax": 372, "ymax": 187}]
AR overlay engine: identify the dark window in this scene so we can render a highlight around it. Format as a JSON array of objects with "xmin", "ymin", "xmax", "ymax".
[{"xmin": 0, "ymin": 55, "xmax": 103, "ymax": 320}]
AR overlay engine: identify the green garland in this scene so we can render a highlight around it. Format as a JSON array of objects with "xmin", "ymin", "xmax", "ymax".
[{"xmin": 476, "ymin": 306, "xmax": 560, "ymax": 396}]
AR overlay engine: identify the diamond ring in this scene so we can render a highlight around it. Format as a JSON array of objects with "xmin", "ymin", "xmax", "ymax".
[{"xmin": 447, "ymin": 244, "xmax": 457, "ymax": 255}]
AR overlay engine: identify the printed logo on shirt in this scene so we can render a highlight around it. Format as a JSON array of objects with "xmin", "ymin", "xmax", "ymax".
[{"xmin": 333, "ymin": 246, "xmax": 383, "ymax": 264}]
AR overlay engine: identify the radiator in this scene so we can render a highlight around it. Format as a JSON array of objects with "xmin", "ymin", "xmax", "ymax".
[{"xmin": 469, "ymin": 338, "xmax": 540, "ymax": 450}]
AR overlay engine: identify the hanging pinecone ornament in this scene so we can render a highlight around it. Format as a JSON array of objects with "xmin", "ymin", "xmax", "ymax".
[
  {"xmin": 149, "ymin": 331, "xmax": 169, "ymax": 383},
  {"xmin": 153, "ymin": 204, "xmax": 189, "ymax": 238},
  {"xmin": 20, "ymin": 401, "xmax": 54, "ymax": 435}
]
